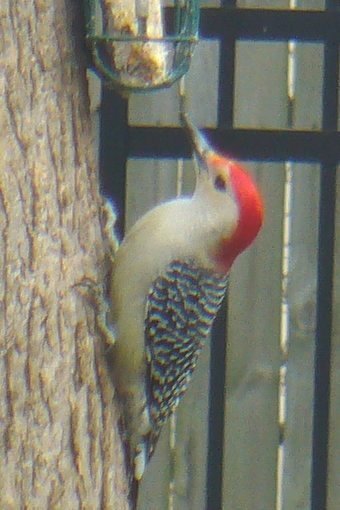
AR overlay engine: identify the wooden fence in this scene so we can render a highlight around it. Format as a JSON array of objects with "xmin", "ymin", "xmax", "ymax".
[{"xmin": 94, "ymin": 1, "xmax": 339, "ymax": 508}]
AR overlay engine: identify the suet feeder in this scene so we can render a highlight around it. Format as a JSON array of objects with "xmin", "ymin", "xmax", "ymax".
[{"xmin": 84, "ymin": 0, "xmax": 200, "ymax": 92}]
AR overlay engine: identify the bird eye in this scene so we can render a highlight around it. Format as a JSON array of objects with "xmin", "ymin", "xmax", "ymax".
[{"xmin": 214, "ymin": 175, "xmax": 226, "ymax": 192}]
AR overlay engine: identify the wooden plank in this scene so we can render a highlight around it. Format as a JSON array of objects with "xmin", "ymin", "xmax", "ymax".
[
  {"xmin": 223, "ymin": 162, "xmax": 284, "ymax": 510},
  {"xmin": 290, "ymin": 43, "xmax": 323, "ymax": 130},
  {"xmin": 237, "ymin": 0, "xmax": 325, "ymax": 8},
  {"xmin": 222, "ymin": 32, "xmax": 287, "ymax": 509},
  {"xmin": 137, "ymin": 422, "xmax": 172, "ymax": 510},
  {"xmin": 296, "ymin": 0, "xmax": 325, "ymax": 10},
  {"xmin": 237, "ymin": 0, "xmax": 288, "ymax": 9},
  {"xmin": 171, "ymin": 339, "xmax": 211, "ymax": 510},
  {"xmin": 184, "ymin": 40, "xmax": 219, "ymax": 127},
  {"xmin": 128, "ymin": 40, "xmax": 220, "ymax": 127},
  {"xmin": 281, "ymin": 42, "xmax": 323, "ymax": 510},
  {"xmin": 125, "ymin": 159, "xmax": 178, "ymax": 229},
  {"xmin": 281, "ymin": 163, "xmax": 320, "ymax": 510},
  {"xmin": 327, "ymin": 166, "xmax": 340, "ymax": 510},
  {"xmin": 233, "ymin": 41, "xmax": 289, "ymax": 129}
]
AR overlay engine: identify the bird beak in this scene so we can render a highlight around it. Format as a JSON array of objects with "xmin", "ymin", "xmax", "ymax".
[{"xmin": 181, "ymin": 113, "xmax": 211, "ymax": 173}]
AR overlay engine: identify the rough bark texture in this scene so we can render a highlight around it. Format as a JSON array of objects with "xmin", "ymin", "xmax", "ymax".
[{"xmin": 0, "ymin": 0, "xmax": 130, "ymax": 508}]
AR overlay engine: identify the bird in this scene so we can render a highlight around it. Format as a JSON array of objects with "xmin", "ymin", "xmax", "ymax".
[{"xmin": 109, "ymin": 114, "xmax": 264, "ymax": 481}]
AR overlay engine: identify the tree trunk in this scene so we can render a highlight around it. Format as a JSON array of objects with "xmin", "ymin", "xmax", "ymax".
[{"xmin": 0, "ymin": 1, "xmax": 130, "ymax": 507}]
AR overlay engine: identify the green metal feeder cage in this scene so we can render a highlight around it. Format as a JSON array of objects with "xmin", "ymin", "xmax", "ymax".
[{"xmin": 84, "ymin": 0, "xmax": 200, "ymax": 92}]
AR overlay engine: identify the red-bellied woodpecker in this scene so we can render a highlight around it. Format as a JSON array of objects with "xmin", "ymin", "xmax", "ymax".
[{"xmin": 110, "ymin": 115, "xmax": 264, "ymax": 480}]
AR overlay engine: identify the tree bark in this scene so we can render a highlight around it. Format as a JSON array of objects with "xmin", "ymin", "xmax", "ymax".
[{"xmin": 0, "ymin": 0, "xmax": 130, "ymax": 507}]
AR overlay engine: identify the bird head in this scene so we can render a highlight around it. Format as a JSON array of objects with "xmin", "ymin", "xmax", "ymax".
[{"xmin": 183, "ymin": 115, "xmax": 264, "ymax": 273}]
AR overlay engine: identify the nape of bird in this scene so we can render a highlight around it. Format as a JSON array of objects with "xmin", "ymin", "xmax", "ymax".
[{"xmin": 110, "ymin": 114, "xmax": 264, "ymax": 481}]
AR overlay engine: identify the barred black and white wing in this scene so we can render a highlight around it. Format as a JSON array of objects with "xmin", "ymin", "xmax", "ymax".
[{"xmin": 144, "ymin": 259, "xmax": 228, "ymax": 458}]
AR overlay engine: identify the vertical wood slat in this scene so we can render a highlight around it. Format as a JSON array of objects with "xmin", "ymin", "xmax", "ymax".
[
  {"xmin": 233, "ymin": 41, "xmax": 289, "ymax": 130},
  {"xmin": 237, "ymin": 0, "xmax": 325, "ymax": 7},
  {"xmin": 171, "ymin": 342, "xmax": 211, "ymax": 510},
  {"xmin": 137, "ymin": 423, "xmax": 172, "ymax": 510},
  {"xmin": 223, "ymin": 34, "xmax": 287, "ymax": 509},
  {"xmin": 223, "ymin": 162, "xmax": 284, "ymax": 510},
  {"xmin": 281, "ymin": 41, "xmax": 323, "ymax": 510},
  {"xmin": 296, "ymin": 0, "xmax": 326, "ymax": 8},
  {"xmin": 125, "ymin": 159, "xmax": 179, "ymax": 231},
  {"xmin": 327, "ymin": 166, "xmax": 340, "ymax": 510},
  {"xmin": 281, "ymin": 163, "xmax": 320, "ymax": 510},
  {"xmin": 237, "ymin": 0, "xmax": 288, "ymax": 10},
  {"xmin": 128, "ymin": 40, "xmax": 220, "ymax": 128}
]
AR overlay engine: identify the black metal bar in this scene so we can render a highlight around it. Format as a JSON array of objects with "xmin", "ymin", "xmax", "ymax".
[
  {"xmin": 312, "ymin": 162, "xmax": 337, "ymax": 510},
  {"xmin": 206, "ymin": 2, "xmax": 236, "ymax": 508},
  {"xmin": 311, "ymin": 6, "xmax": 339, "ymax": 506},
  {"xmin": 199, "ymin": 8, "xmax": 340, "ymax": 42},
  {"xmin": 207, "ymin": 299, "xmax": 229, "ymax": 510},
  {"xmin": 216, "ymin": 37, "xmax": 234, "ymax": 129},
  {"xmin": 216, "ymin": 1, "xmax": 237, "ymax": 128},
  {"xmin": 100, "ymin": 89, "xmax": 129, "ymax": 239},
  {"xmin": 128, "ymin": 127, "xmax": 340, "ymax": 162}
]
